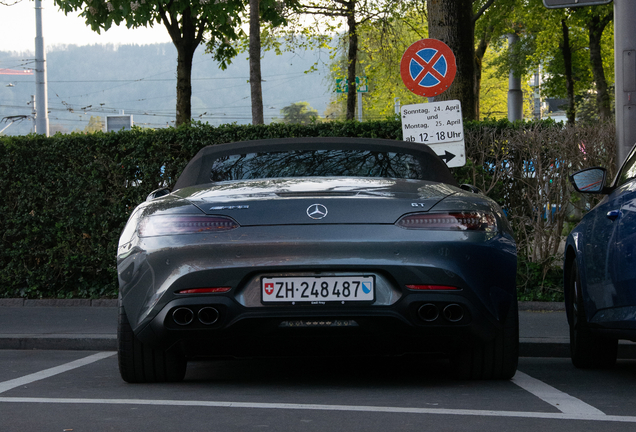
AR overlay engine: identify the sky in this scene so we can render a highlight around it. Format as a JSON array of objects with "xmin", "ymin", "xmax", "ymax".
[{"xmin": 0, "ymin": 0, "xmax": 172, "ymax": 53}]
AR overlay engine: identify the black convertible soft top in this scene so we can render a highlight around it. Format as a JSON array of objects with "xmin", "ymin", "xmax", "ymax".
[{"xmin": 173, "ymin": 137, "xmax": 459, "ymax": 190}]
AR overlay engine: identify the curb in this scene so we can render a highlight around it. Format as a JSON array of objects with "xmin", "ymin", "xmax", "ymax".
[
  {"xmin": 0, "ymin": 335, "xmax": 117, "ymax": 351},
  {"xmin": 1, "ymin": 336, "xmax": 565, "ymax": 355},
  {"xmin": 518, "ymin": 301, "xmax": 565, "ymax": 312},
  {"xmin": 0, "ymin": 298, "xmax": 118, "ymax": 307},
  {"xmin": 1, "ymin": 298, "xmax": 592, "ymax": 356},
  {"xmin": 1, "ymin": 337, "xmax": 633, "ymax": 359}
]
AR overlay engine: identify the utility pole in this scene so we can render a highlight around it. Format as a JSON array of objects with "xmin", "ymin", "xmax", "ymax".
[
  {"xmin": 615, "ymin": 0, "xmax": 636, "ymax": 167},
  {"xmin": 533, "ymin": 69, "xmax": 541, "ymax": 119},
  {"xmin": 507, "ymin": 33, "xmax": 523, "ymax": 122},
  {"xmin": 35, "ymin": 0, "xmax": 49, "ymax": 136}
]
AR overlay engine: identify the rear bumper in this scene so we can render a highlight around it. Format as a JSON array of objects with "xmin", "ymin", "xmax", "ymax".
[
  {"xmin": 119, "ymin": 225, "xmax": 517, "ymax": 356},
  {"xmin": 135, "ymin": 288, "xmax": 517, "ymax": 357}
]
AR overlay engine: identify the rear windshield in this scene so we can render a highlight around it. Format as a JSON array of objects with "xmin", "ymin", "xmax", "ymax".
[{"xmin": 210, "ymin": 150, "xmax": 424, "ymax": 181}]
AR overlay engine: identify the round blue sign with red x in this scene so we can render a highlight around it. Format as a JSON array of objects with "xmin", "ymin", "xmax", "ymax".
[{"xmin": 400, "ymin": 39, "xmax": 457, "ymax": 98}]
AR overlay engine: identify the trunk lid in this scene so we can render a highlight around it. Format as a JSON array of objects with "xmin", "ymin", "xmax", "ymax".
[{"xmin": 176, "ymin": 178, "xmax": 459, "ymax": 226}]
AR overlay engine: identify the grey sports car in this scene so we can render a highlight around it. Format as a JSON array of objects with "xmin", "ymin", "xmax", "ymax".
[{"xmin": 117, "ymin": 137, "xmax": 518, "ymax": 382}]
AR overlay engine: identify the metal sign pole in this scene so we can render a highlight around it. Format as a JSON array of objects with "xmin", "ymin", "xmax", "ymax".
[{"xmin": 615, "ymin": 0, "xmax": 636, "ymax": 168}]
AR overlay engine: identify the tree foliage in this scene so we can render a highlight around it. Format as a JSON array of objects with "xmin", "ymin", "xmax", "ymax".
[
  {"xmin": 495, "ymin": 0, "xmax": 614, "ymax": 124},
  {"xmin": 338, "ymin": 7, "xmax": 428, "ymax": 121},
  {"xmin": 54, "ymin": 0, "xmax": 246, "ymax": 126},
  {"xmin": 278, "ymin": 101, "xmax": 320, "ymax": 124},
  {"xmin": 479, "ymin": 47, "xmax": 534, "ymax": 120},
  {"xmin": 322, "ymin": 0, "xmax": 522, "ymax": 121},
  {"xmin": 326, "ymin": 1, "xmax": 526, "ymax": 122},
  {"xmin": 295, "ymin": 0, "xmax": 399, "ymax": 120},
  {"xmin": 426, "ymin": 0, "xmax": 521, "ymax": 120},
  {"xmin": 216, "ymin": 0, "xmax": 295, "ymax": 125},
  {"xmin": 83, "ymin": 116, "xmax": 104, "ymax": 133},
  {"xmin": 472, "ymin": 0, "xmax": 523, "ymax": 119}
]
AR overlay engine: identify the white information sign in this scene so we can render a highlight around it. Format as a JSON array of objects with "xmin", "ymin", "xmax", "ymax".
[
  {"xmin": 105, "ymin": 115, "xmax": 133, "ymax": 132},
  {"xmin": 401, "ymin": 100, "xmax": 466, "ymax": 167}
]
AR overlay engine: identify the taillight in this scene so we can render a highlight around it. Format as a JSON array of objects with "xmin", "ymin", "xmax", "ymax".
[
  {"xmin": 396, "ymin": 211, "xmax": 496, "ymax": 232},
  {"xmin": 139, "ymin": 215, "xmax": 239, "ymax": 237},
  {"xmin": 176, "ymin": 287, "xmax": 231, "ymax": 294}
]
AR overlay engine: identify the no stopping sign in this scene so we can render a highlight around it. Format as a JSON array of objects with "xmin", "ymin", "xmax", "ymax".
[{"xmin": 400, "ymin": 39, "xmax": 457, "ymax": 98}]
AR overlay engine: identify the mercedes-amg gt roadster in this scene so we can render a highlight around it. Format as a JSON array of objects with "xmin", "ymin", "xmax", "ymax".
[{"xmin": 117, "ymin": 137, "xmax": 518, "ymax": 382}]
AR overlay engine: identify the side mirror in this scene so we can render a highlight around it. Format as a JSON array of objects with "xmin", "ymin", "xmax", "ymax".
[
  {"xmin": 146, "ymin": 187, "xmax": 171, "ymax": 201},
  {"xmin": 569, "ymin": 167, "xmax": 607, "ymax": 194}
]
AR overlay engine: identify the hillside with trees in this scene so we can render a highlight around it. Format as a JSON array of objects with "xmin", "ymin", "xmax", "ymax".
[{"xmin": 0, "ymin": 42, "xmax": 332, "ymax": 135}]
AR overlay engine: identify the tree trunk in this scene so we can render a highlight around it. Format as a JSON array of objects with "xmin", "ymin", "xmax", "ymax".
[
  {"xmin": 161, "ymin": 7, "xmax": 201, "ymax": 127},
  {"xmin": 560, "ymin": 18, "xmax": 575, "ymax": 125},
  {"xmin": 250, "ymin": 0, "xmax": 264, "ymax": 125},
  {"xmin": 175, "ymin": 44, "xmax": 195, "ymax": 127},
  {"xmin": 427, "ymin": 0, "xmax": 476, "ymax": 120},
  {"xmin": 346, "ymin": 0, "xmax": 357, "ymax": 121},
  {"xmin": 474, "ymin": 32, "xmax": 490, "ymax": 120},
  {"xmin": 587, "ymin": 12, "xmax": 613, "ymax": 122}
]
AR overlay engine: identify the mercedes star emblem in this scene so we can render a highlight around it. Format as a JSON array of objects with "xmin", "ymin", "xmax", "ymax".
[{"xmin": 306, "ymin": 204, "xmax": 328, "ymax": 220}]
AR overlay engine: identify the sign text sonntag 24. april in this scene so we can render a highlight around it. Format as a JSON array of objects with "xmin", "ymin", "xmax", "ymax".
[{"xmin": 401, "ymin": 100, "xmax": 466, "ymax": 168}]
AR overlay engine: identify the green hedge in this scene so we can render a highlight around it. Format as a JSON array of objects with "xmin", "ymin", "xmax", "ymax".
[
  {"xmin": 1, "ymin": 119, "xmax": 596, "ymax": 299},
  {"xmin": 0, "ymin": 121, "xmax": 407, "ymax": 298}
]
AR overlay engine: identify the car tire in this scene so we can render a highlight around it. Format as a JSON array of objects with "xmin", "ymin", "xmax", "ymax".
[
  {"xmin": 451, "ymin": 300, "xmax": 519, "ymax": 380},
  {"xmin": 118, "ymin": 302, "xmax": 187, "ymax": 383},
  {"xmin": 567, "ymin": 261, "xmax": 617, "ymax": 369}
]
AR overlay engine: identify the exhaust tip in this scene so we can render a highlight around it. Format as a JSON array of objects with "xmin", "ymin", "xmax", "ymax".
[
  {"xmin": 172, "ymin": 307, "xmax": 194, "ymax": 326},
  {"xmin": 442, "ymin": 304, "xmax": 464, "ymax": 322},
  {"xmin": 417, "ymin": 303, "xmax": 439, "ymax": 322},
  {"xmin": 198, "ymin": 307, "xmax": 220, "ymax": 325}
]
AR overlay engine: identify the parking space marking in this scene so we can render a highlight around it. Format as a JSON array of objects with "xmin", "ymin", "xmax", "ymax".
[
  {"xmin": 512, "ymin": 371, "xmax": 605, "ymax": 416},
  {"xmin": 0, "ymin": 355, "xmax": 627, "ymax": 423},
  {"xmin": 0, "ymin": 352, "xmax": 115, "ymax": 394},
  {"xmin": 0, "ymin": 397, "xmax": 635, "ymax": 423}
]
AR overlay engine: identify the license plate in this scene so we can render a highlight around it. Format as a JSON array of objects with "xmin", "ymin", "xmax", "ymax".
[{"xmin": 262, "ymin": 276, "xmax": 374, "ymax": 303}]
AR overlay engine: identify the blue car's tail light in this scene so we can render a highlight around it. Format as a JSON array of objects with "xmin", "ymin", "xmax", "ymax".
[
  {"xmin": 139, "ymin": 215, "xmax": 239, "ymax": 237},
  {"xmin": 396, "ymin": 211, "xmax": 497, "ymax": 232}
]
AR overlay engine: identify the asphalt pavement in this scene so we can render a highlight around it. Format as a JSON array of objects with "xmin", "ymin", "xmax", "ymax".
[{"xmin": 0, "ymin": 299, "xmax": 634, "ymax": 358}]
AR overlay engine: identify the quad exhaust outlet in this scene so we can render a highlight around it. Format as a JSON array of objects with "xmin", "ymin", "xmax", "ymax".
[
  {"xmin": 442, "ymin": 304, "xmax": 464, "ymax": 322},
  {"xmin": 172, "ymin": 307, "xmax": 194, "ymax": 326},
  {"xmin": 417, "ymin": 303, "xmax": 439, "ymax": 322},
  {"xmin": 198, "ymin": 307, "xmax": 220, "ymax": 325},
  {"xmin": 417, "ymin": 303, "xmax": 465, "ymax": 323},
  {"xmin": 172, "ymin": 306, "xmax": 220, "ymax": 326}
]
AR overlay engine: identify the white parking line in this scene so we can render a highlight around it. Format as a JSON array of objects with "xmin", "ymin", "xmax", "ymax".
[
  {"xmin": 0, "ymin": 356, "xmax": 628, "ymax": 423},
  {"xmin": 0, "ymin": 397, "xmax": 635, "ymax": 423},
  {"xmin": 0, "ymin": 352, "xmax": 116, "ymax": 394},
  {"xmin": 512, "ymin": 371, "xmax": 606, "ymax": 416}
]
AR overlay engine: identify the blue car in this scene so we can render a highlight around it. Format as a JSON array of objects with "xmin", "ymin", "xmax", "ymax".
[{"xmin": 564, "ymin": 143, "xmax": 636, "ymax": 368}]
